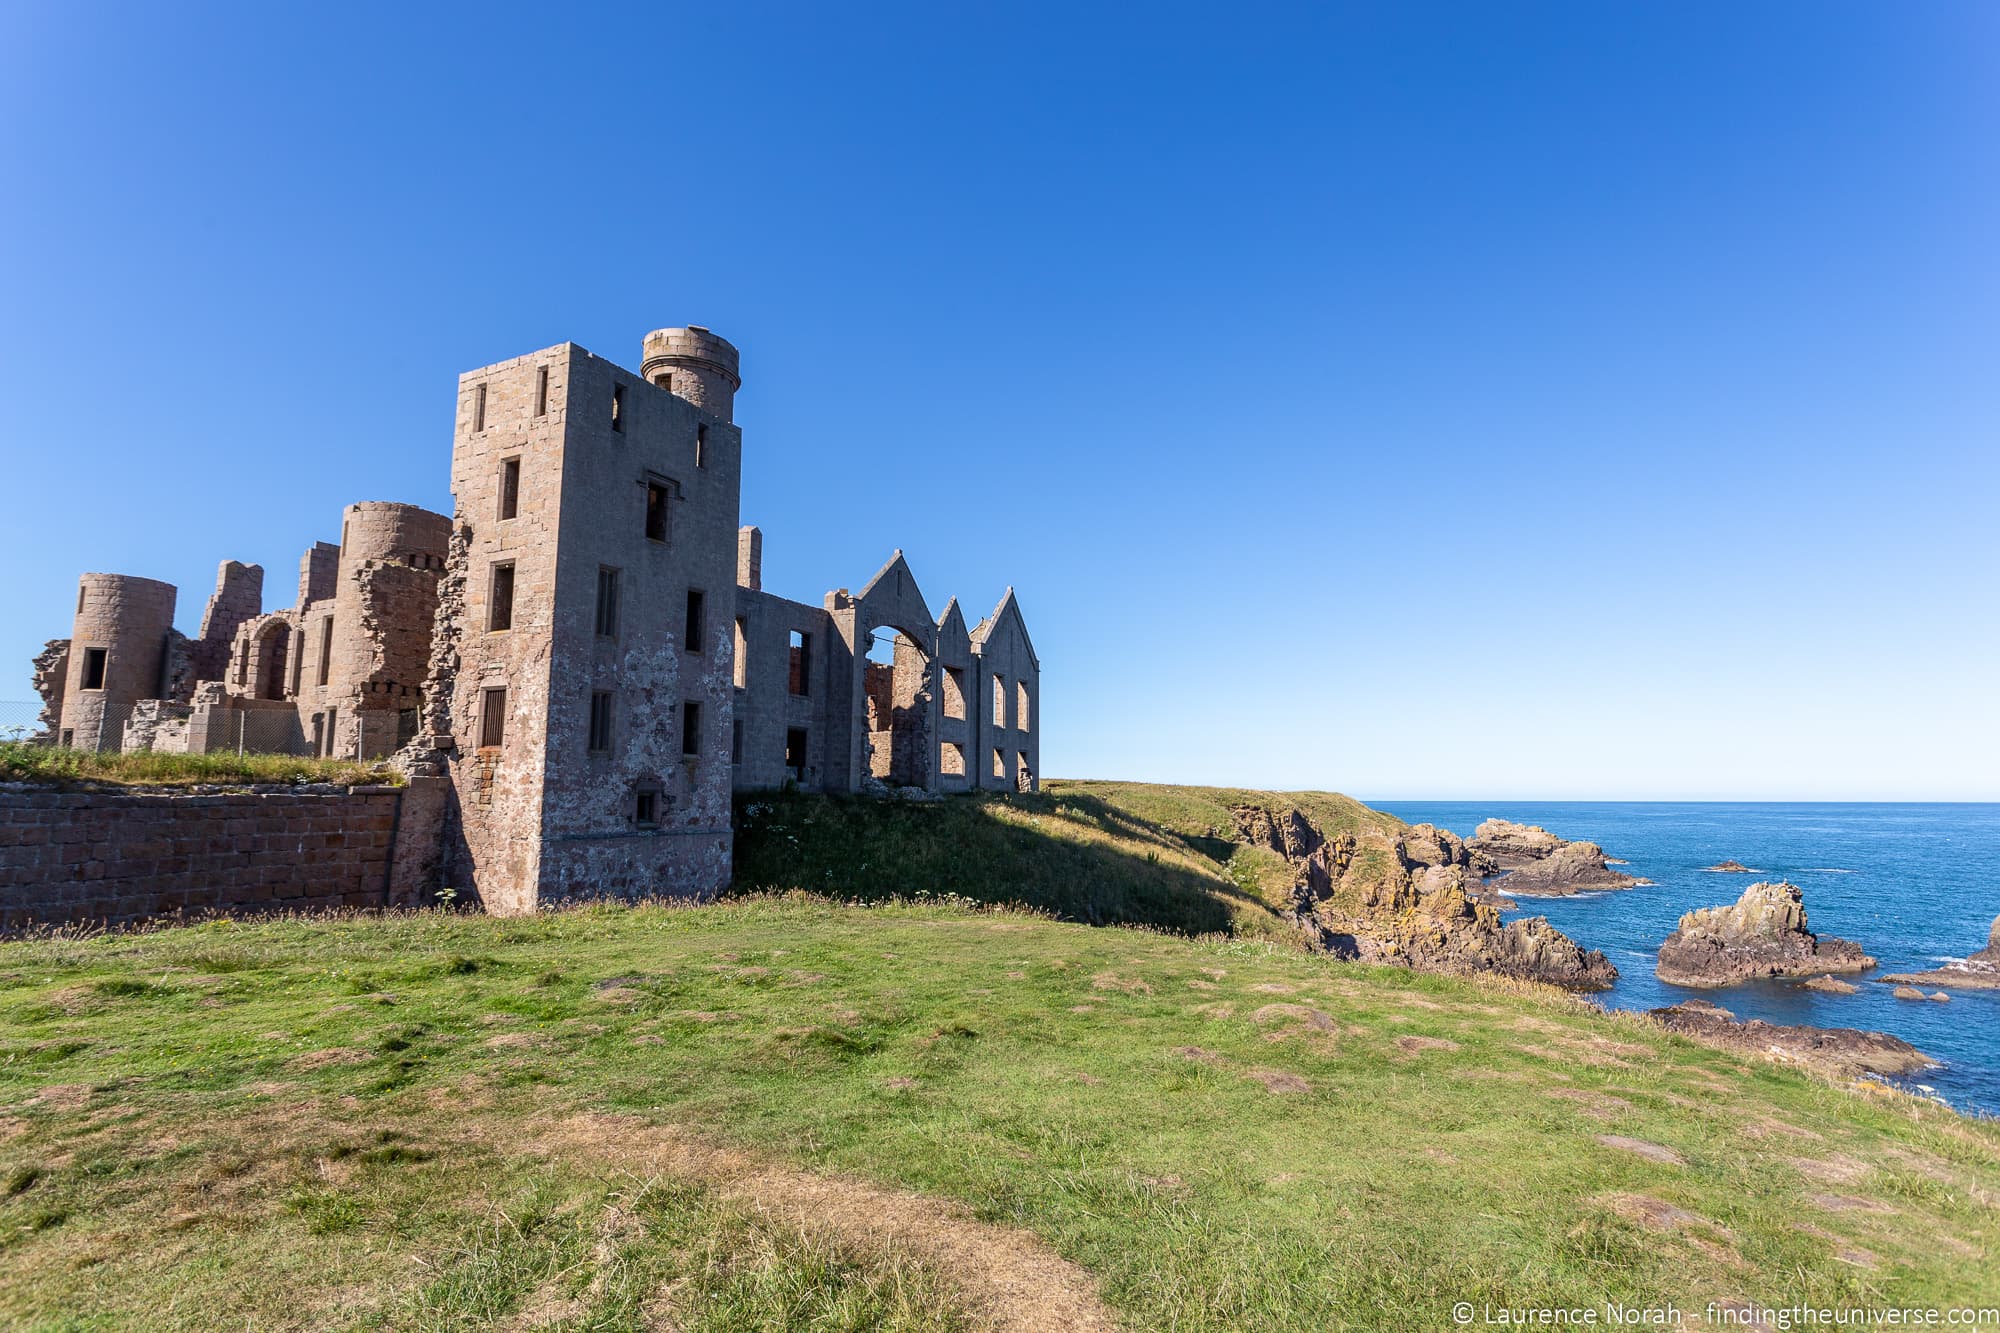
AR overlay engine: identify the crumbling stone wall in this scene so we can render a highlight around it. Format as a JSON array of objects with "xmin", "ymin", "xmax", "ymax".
[
  {"xmin": 30, "ymin": 640, "xmax": 68, "ymax": 739},
  {"xmin": 187, "ymin": 560, "xmax": 264, "ymax": 685}
]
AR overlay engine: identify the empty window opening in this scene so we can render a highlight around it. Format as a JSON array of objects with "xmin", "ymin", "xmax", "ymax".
[
  {"xmin": 1017, "ymin": 752, "xmax": 1032, "ymax": 792},
  {"xmin": 731, "ymin": 718, "xmax": 744, "ymax": 764},
  {"xmin": 289, "ymin": 626, "xmax": 304, "ymax": 694},
  {"xmin": 657, "ymin": 370, "xmax": 673, "ymax": 392},
  {"xmin": 733, "ymin": 617, "xmax": 749, "ymax": 689},
  {"xmin": 785, "ymin": 727, "xmax": 808, "ymax": 782},
  {"xmin": 77, "ymin": 586, "xmax": 86, "ymax": 614},
  {"xmin": 588, "ymin": 690, "xmax": 613, "ymax": 754},
  {"xmin": 681, "ymin": 701, "xmax": 702, "ymax": 757},
  {"xmin": 595, "ymin": 567, "xmax": 620, "ymax": 638},
  {"xmin": 60, "ymin": 729, "xmax": 74, "ymax": 748},
  {"xmin": 941, "ymin": 741, "xmax": 966, "ymax": 778},
  {"xmin": 80, "ymin": 647, "xmax": 108, "ymax": 691},
  {"xmin": 992, "ymin": 673, "xmax": 1006, "ymax": 727},
  {"xmin": 488, "ymin": 562, "xmax": 515, "ymax": 632},
  {"xmin": 611, "ymin": 383, "xmax": 625, "ymax": 433},
  {"xmin": 992, "ymin": 748, "xmax": 1006, "ymax": 780},
  {"xmin": 695, "ymin": 423, "xmax": 708, "ymax": 468},
  {"xmin": 534, "ymin": 365, "xmax": 549, "ymax": 417},
  {"xmin": 1017, "ymin": 680, "xmax": 1031, "ymax": 734},
  {"xmin": 323, "ymin": 706, "xmax": 339, "ymax": 758},
  {"xmin": 788, "ymin": 630, "xmax": 811, "ymax": 696},
  {"xmin": 864, "ymin": 628, "xmax": 934, "ymax": 788},
  {"xmin": 256, "ymin": 623, "xmax": 290, "ymax": 701},
  {"xmin": 684, "ymin": 588, "xmax": 706, "ymax": 653},
  {"xmin": 480, "ymin": 687, "xmax": 507, "ymax": 748},
  {"xmin": 498, "ymin": 458, "xmax": 520, "ymax": 520},
  {"xmin": 942, "ymin": 666, "xmax": 967, "ymax": 720},
  {"xmin": 634, "ymin": 786, "xmax": 660, "ymax": 826},
  {"xmin": 318, "ymin": 619, "xmax": 334, "ymax": 686},
  {"xmin": 472, "ymin": 382, "xmax": 487, "ymax": 433},
  {"xmin": 645, "ymin": 481, "xmax": 671, "ymax": 542}
]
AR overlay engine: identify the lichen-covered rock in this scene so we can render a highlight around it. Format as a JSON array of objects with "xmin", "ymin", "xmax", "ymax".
[
  {"xmin": 1655, "ymin": 882, "xmax": 1874, "ymax": 987},
  {"xmin": 1468, "ymin": 819, "xmax": 1565, "ymax": 869},
  {"xmin": 1491, "ymin": 839, "xmax": 1639, "ymax": 896},
  {"xmin": 1649, "ymin": 999, "xmax": 1935, "ymax": 1080}
]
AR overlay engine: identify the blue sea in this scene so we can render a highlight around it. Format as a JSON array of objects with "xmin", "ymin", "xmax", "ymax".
[{"xmin": 1373, "ymin": 802, "xmax": 2000, "ymax": 1117}]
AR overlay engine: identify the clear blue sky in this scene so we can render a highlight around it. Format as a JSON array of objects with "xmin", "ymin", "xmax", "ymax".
[{"xmin": 3, "ymin": 2, "xmax": 1994, "ymax": 800}]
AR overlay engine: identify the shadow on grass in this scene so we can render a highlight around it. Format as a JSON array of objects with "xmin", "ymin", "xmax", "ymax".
[{"xmin": 730, "ymin": 790, "xmax": 1244, "ymax": 936}]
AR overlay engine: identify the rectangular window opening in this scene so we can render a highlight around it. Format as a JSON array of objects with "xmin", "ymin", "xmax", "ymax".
[
  {"xmin": 992, "ymin": 673, "xmax": 1006, "ymax": 727},
  {"xmin": 80, "ymin": 647, "xmax": 108, "ymax": 691},
  {"xmin": 635, "ymin": 789, "xmax": 658, "ymax": 826},
  {"xmin": 681, "ymin": 700, "xmax": 702, "ymax": 758},
  {"xmin": 498, "ymin": 458, "xmax": 520, "ymax": 520},
  {"xmin": 1017, "ymin": 680, "xmax": 1031, "ymax": 734},
  {"xmin": 645, "ymin": 481, "xmax": 670, "ymax": 542},
  {"xmin": 695, "ymin": 423, "xmax": 708, "ymax": 468},
  {"xmin": 733, "ymin": 617, "xmax": 749, "ymax": 689},
  {"xmin": 785, "ymin": 727, "xmax": 808, "ymax": 781},
  {"xmin": 943, "ymin": 666, "xmax": 966, "ymax": 720},
  {"xmin": 318, "ymin": 619, "xmax": 334, "ymax": 686},
  {"xmin": 941, "ymin": 741, "xmax": 966, "ymax": 777},
  {"xmin": 534, "ymin": 365, "xmax": 549, "ymax": 417},
  {"xmin": 472, "ymin": 382, "xmax": 487, "ymax": 433},
  {"xmin": 611, "ymin": 383, "xmax": 625, "ymax": 433},
  {"xmin": 588, "ymin": 690, "xmax": 613, "ymax": 754},
  {"xmin": 488, "ymin": 562, "xmax": 515, "ymax": 633},
  {"xmin": 480, "ymin": 687, "xmax": 507, "ymax": 748},
  {"xmin": 731, "ymin": 718, "xmax": 744, "ymax": 764},
  {"xmin": 788, "ymin": 630, "xmax": 811, "ymax": 696},
  {"xmin": 992, "ymin": 748, "xmax": 1006, "ymax": 780},
  {"xmin": 684, "ymin": 588, "xmax": 705, "ymax": 654},
  {"xmin": 595, "ymin": 567, "xmax": 620, "ymax": 638}
]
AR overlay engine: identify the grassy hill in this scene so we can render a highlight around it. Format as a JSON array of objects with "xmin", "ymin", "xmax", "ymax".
[
  {"xmin": 2, "ymin": 785, "xmax": 1997, "ymax": 1329},
  {"xmin": 734, "ymin": 780, "xmax": 1405, "ymax": 939}
]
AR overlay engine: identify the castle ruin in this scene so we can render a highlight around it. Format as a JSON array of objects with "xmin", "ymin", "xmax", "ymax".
[{"xmin": 28, "ymin": 327, "xmax": 1040, "ymax": 912}]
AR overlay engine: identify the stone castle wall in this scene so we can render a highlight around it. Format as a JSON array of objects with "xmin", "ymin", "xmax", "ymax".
[{"xmin": 0, "ymin": 779, "xmax": 445, "ymax": 930}]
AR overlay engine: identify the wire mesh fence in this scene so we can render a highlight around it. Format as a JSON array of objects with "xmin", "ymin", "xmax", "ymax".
[{"xmin": 0, "ymin": 699, "xmax": 416, "ymax": 761}]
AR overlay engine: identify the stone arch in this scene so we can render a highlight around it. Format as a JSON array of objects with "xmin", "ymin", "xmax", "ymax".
[
  {"xmin": 253, "ymin": 618, "xmax": 292, "ymax": 701},
  {"xmin": 861, "ymin": 620, "xmax": 935, "ymax": 789}
]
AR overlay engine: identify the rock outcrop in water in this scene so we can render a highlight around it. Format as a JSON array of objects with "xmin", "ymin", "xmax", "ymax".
[
  {"xmin": 1467, "ymin": 819, "xmax": 1639, "ymax": 896},
  {"xmin": 1649, "ymin": 999, "xmax": 1936, "ymax": 1080},
  {"xmin": 1655, "ymin": 882, "xmax": 1874, "ymax": 987},
  {"xmin": 1704, "ymin": 860, "xmax": 1755, "ymax": 873},
  {"xmin": 1234, "ymin": 806, "xmax": 1618, "ymax": 991},
  {"xmin": 1878, "ymin": 916, "xmax": 2000, "ymax": 993}
]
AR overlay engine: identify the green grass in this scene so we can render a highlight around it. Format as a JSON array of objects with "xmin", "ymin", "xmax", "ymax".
[
  {"xmin": 0, "ymin": 741, "xmax": 396, "ymax": 789},
  {"xmin": 2, "ymin": 896, "xmax": 1996, "ymax": 1330}
]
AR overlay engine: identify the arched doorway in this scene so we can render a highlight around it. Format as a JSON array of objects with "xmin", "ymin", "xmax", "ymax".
[
  {"xmin": 862, "ymin": 626, "xmax": 933, "ymax": 789},
  {"xmin": 254, "ymin": 621, "xmax": 291, "ymax": 701}
]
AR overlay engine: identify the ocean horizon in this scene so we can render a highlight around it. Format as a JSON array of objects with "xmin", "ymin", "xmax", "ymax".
[{"xmin": 1372, "ymin": 800, "xmax": 2000, "ymax": 1117}]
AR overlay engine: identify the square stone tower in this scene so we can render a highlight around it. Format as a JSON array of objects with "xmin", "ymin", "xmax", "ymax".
[{"xmin": 435, "ymin": 330, "xmax": 744, "ymax": 913}]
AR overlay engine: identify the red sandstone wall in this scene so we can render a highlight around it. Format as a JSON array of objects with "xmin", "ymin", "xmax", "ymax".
[{"xmin": 0, "ymin": 783, "xmax": 440, "ymax": 929}]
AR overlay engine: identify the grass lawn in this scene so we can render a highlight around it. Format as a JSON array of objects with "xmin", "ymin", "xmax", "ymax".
[
  {"xmin": 0, "ymin": 741, "xmax": 396, "ymax": 789},
  {"xmin": 3, "ymin": 895, "xmax": 1997, "ymax": 1331}
]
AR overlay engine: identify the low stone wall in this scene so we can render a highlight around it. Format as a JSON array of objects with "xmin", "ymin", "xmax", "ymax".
[{"xmin": 0, "ymin": 777, "xmax": 445, "ymax": 929}]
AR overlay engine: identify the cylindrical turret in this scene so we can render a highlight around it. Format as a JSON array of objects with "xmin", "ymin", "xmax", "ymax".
[
  {"xmin": 59, "ymin": 573, "xmax": 178, "ymax": 751},
  {"xmin": 338, "ymin": 502, "xmax": 452, "ymax": 573},
  {"xmin": 640, "ymin": 325, "xmax": 741, "ymax": 422}
]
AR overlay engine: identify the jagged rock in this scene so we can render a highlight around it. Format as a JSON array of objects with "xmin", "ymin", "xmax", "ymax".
[
  {"xmin": 1649, "ymin": 1000, "xmax": 1936, "ymax": 1080},
  {"xmin": 1801, "ymin": 975, "xmax": 1858, "ymax": 995},
  {"xmin": 1704, "ymin": 860, "xmax": 1755, "ymax": 873},
  {"xmin": 1491, "ymin": 840, "xmax": 1639, "ymax": 896},
  {"xmin": 1655, "ymin": 882, "xmax": 1874, "ymax": 987},
  {"xmin": 1468, "ymin": 819, "xmax": 1565, "ymax": 869},
  {"xmin": 1877, "ymin": 914, "xmax": 2000, "ymax": 992}
]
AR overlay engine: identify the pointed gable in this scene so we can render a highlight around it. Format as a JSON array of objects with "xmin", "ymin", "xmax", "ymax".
[{"xmin": 970, "ymin": 587, "xmax": 1037, "ymax": 666}]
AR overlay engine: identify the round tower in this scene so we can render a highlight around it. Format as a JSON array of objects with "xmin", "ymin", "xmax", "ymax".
[
  {"xmin": 59, "ymin": 573, "xmax": 178, "ymax": 751},
  {"xmin": 337, "ymin": 502, "xmax": 452, "ymax": 573},
  {"xmin": 640, "ymin": 326, "xmax": 741, "ymax": 422}
]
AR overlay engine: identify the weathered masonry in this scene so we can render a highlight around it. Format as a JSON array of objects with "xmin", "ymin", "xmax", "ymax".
[{"xmin": 22, "ymin": 325, "xmax": 1040, "ymax": 920}]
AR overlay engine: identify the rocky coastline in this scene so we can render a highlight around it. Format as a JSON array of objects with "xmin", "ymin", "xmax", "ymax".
[
  {"xmin": 1650, "ymin": 999, "xmax": 1936, "ymax": 1080},
  {"xmin": 1655, "ymin": 881, "xmax": 1874, "ymax": 987},
  {"xmin": 1877, "ymin": 914, "xmax": 2000, "ymax": 993},
  {"xmin": 1468, "ymin": 819, "xmax": 1641, "ymax": 896},
  {"xmin": 1232, "ymin": 806, "xmax": 1619, "ymax": 991}
]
